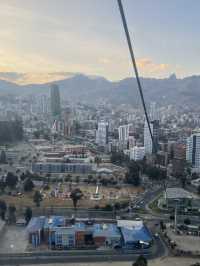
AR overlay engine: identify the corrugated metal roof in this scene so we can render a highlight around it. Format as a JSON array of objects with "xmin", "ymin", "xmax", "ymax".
[
  {"xmin": 120, "ymin": 225, "xmax": 152, "ymax": 244},
  {"xmin": 166, "ymin": 188, "xmax": 194, "ymax": 199},
  {"xmin": 117, "ymin": 220, "xmax": 143, "ymax": 229}
]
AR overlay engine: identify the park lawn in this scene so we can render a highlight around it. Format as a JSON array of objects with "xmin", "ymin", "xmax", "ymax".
[
  {"xmin": 0, "ymin": 184, "xmax": 144, "ymax": 209},
  {"xmin": 0, "ymin": 193, "xmax": 131, "ymax": 209}
]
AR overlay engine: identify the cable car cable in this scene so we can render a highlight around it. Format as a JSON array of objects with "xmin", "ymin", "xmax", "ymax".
[{"xmin": 117, "ymin": 0, "xmax": 157, "ymax": 154}]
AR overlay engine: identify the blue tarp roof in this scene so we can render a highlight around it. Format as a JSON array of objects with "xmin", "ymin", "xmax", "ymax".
[
  {"xmin": 44, "ymin": 216, "xmax": 65, "ymax": 229},
  {"xmin": 121, "ymin": 225, "xmax": 152, "ymax": 244},
  {"xmin": 26, "ymin": 216, "xmax": 46, "ymax": 233}
]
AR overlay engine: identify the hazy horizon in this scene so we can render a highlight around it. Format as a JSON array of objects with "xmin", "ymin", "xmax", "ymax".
[{"xmin": 0, "ymin": 0, "xmax": 200, "ymax": 84}]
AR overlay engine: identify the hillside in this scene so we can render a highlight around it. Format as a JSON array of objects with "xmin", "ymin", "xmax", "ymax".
[{"xmin": 0, "ymin": 73, "xmax": 199, "ymax": 107}]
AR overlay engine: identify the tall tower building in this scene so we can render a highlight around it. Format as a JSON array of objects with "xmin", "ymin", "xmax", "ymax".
[
  {"xmin": 39, "ymin": 94, "xmax": 49, "ymax": 115},
  {"xmin": 186, "ymin": 133, "xmax": 200, "ymax": 171},
  {"xmin": 50, "ymin": 84, "xmax": 61, "ymax": 119},
  {"xmin": 96, "ymin": 121, "xmax": 109, "ymax": 147},
  {"xmin": 63, "ymin": 107, "xmax": 72, "ymax": 137},
  {"xmin": 144, "ymin": 119, "xmax": 159, "ymax": 154},
  {"xmin": 150, "ymin": 102, "xmax": 159, "ymax": 121},
  {"xmin": 118, "ymin": 124, "xmax": 130, "ymax": 145}
]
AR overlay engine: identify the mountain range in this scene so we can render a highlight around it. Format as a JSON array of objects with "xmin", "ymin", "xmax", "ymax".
[{"xmin": 0, "ymin": 73, "xmax": 199, "ymax": 107}]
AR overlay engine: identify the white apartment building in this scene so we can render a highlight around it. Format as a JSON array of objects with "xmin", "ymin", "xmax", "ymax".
[
  {"xmin": 96, "ymin": 121, "xmax": 109, "ymax": 147},
  {"xmin": 186, "ymin": 133, "xmax": 200, "ymax": 172},
  {"xmin": 144, "ymin": 120, "xmax": 159, "ymax": 154},
  {"xmin": 130, "ymin": 146, "xmax": 145, "ymax": 161},
  {"xmin": 118, "ymin": 124, "xmax": 130, "ymax": 143}
]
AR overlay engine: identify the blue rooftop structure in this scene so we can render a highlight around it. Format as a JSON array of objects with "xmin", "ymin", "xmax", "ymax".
[
  {"xmin": 117, "ymin": 220, "xmax": 153, "ymax": 247},
  {"xmin": 44, "ymin": 216, "xmax": 65, "ymax": 229},
  {"xmin": 121, "ymin": 226, "xmax": 152, "ymax": 244},
  {"xmin": 27, "ymin": 216, "xmax": 46, "ymax": 233}
]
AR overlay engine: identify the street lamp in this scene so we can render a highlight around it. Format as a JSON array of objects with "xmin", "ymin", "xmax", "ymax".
[{"xmin": 174, "ymin": 199, "xmax": 180, "ymax": 233}]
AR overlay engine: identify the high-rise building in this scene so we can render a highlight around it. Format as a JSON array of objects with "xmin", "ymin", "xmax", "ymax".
[
  {"xmin": 144, "ymin": 119, "xmax": 159, "ymax": 154},
  {"xmin": 39, "ymin": 95, "xmax": 49, "ymax": 115},
  {"xmin": 150, "ymin": 102, "xmax": 159, "ymax": 121},
  {"xmin": 96, "ymin": 121, "xmax": 109, "ymax": 147},
  {"xmin": 50, "ymin": 84, "xmax": 61, "ymax": 118},
  {"xmin": 63, "ymin": 107, "xmax": 72, "ymax": 137},
  {"xmin": 118, "ymin": 124, "xmax": 130, "ymax": 145},
  {"xmin": 186, "ymin": 133, "xmax": 200, "ymax": 172}
]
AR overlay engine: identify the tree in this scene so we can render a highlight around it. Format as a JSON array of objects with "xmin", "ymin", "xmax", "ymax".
[
  {"xmin": 5, "ymin": 172, "xmax": 18, "ymax": 189},
  {"xmin": 8, "ymin": 205, "xmax": 16, "ymax": 224},
  {"xmin": 132, "ymin": 255, "xmax": 148, "ymax": 266},
  {"xmin": 160, "ymin": 220, "xmax": 166, "ymax": 231},
  {"xmin": 0, "ymin": 180, "xmax": 6, "ymax": 193},
  {"xmin": 75, "ymin": 176, "xmax": 80, "ymax": 183},
  {"xmin": 23, "ymin": 178, "xmax": 34, "ymax": 192},
  {"xmin": 33, "ymin": 131, "xmax": 40, "ymax": 139},
  {"xmin": 180, "ymin": 175, "xmax": 187, "ymax": 188},
  {"xmin": 114, "ymin": 202, "xmax": 121, "ymax": 210},
  {"xmin": 104, "ymin": 204, "xmax": 113, "ymax": 211},
  {"xmin": 0, "ymin": 150, "xmax": 6, "ymax": 164},
  {"xmin": 125, "ymin": 161, "xmax": 140, "ymax": 186},
  {"xmin": 197, "ymin": 185, "xmax": 200, "ymax": 195},
  {"xmin": 24, "ymin": 207, "xmax": 32, "ymax": 224},
  {"xmin": 0, "ymin": 200, "xmax": 7, "ymax": 220},
  {"xmin": 184, "ymin": 218, "xmax": 191, "ymax": 225},
  {"xmin": 74, "ymin": 120, "xmax": 81, "ymax": 135},
  {"xmin": 20, "ymin": 173, "xmax": 26, "ymax": 181},
  {"xmin": 145, "ymin": 166, "xmax": 166, "ymax": 180},
  {"xmin": 94, "ymin": 156, "xmax": 102, "ymax": 166},
  {"xmin": 70, "ymin": 188, "xmax": 83, "ymax": 209},
  {"xmin": 0, "ymin": 119, "xmax": 23, "ymax": 144},
  {"xmin": 110, "ymin": 152, "xmax": 129, "ymax": 166},
  {"xmin": 33, "ymin": 191, "xmax": 43, "ymax": 207}
]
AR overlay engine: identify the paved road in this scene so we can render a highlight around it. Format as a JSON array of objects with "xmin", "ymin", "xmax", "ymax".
[{"xmin": 0, "ymin": 236, "xmax": 167, "ymax": 265}]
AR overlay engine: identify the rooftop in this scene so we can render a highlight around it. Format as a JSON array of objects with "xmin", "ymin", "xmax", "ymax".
[
  {"xmin": 165, "ymin": 187, "xmax": 195, "ymax": 199},
  {"xmin": 93, "ymin": 223, "xmax": 120, "ymax": 238},
  {"xmin": 27, "ymin": 216, "xmax": 46, "ymax": 233}
]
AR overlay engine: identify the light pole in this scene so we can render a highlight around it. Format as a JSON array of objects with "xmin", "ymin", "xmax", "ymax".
[{"xmin": 174, "ymin": 199, "xmax": 180, "ymax": 233}]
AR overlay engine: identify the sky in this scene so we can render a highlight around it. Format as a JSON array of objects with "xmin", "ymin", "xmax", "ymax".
[{"xmin": 0, "ymin": 0, "xmax": 200, "ymax": 84}]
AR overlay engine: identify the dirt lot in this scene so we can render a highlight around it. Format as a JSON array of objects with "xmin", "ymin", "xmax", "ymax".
[
  {"xmin": 26, "ymin": 256, "xmax": 200, "ymax": 266},
  {"xmin": 0, "ymin": 184, "xmax": 143, "ymax": 209},
  {"xmin": 167, "ymin": 229, "xmax": 200, "ymax": 253}
]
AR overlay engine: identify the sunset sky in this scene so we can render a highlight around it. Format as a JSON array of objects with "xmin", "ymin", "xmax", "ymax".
[{"xmin": 0, "ymin": 0, "xmax": 199, "ymax": 84}]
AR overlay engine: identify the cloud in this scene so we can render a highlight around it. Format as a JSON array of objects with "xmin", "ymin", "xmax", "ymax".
[
  {"xmin": 98, "ymin": 58, "xmax": 111, "ymax": 64},
  {"xmin": 136, "ymin": 57, "xmax": 170, "ymax": 77},
  {"xmin": 0, "ymin": 72, "xmax": 75, "ymax": 85},
  {"xmin": 17, "ymin": 72, "xmax": 75, "ymax": 85}
]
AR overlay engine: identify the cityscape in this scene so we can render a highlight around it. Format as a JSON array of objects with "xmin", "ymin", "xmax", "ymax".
[{"xmin": 0, "ymin": 1, "xmax": 200, "ymax": 266}]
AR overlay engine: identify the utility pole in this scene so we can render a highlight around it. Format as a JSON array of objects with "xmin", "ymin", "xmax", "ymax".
[{"xmin": 174, "ymin": 199, "xmax": 180, "ymax": 233}]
